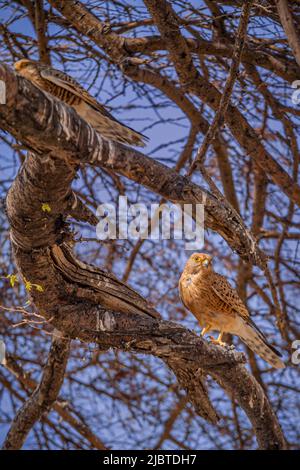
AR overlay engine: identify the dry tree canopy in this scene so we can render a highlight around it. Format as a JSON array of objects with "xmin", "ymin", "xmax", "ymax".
[{"xmin": 0, "ymin": 0, "xmax": 299, "ymax": 451}]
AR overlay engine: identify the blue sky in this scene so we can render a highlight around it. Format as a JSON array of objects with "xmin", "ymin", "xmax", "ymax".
[{"xmin": 0, "ymin": 0, "xmax": 299, "ymax": 449}]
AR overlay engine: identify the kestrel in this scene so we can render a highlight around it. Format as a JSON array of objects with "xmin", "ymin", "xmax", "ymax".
[
  {"xmin": 179, "ymin": 253, "xmax": 285, "ymax": 369},
  {"xmin": 14, "ymin": 59, "xmax": 147, "ymax": 147}
]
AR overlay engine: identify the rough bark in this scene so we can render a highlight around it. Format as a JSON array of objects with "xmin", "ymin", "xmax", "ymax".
[
  {"xmin": 3, "ymin": 354, "xmax": 107, "ymax": 449},
  {"xmin": 276, "ymin": 0, "xmax": 300, "ymax": 68},
  {"xmin": 48, "ymin": 0, "xmax": 300, "ymax": 83},
  {"xmin": 0, "ymin": 62, "xmax": 265, "ymax": 268},
  {"xmin": 143, "ymin": 0, "xmax": 300, "ymax": 207},
  {"xmin": 2, "ymin": 333, "xmax": 70, "ymax": 450},
  {"xmin": 0, "ymin": 62, "xmax": 287, "ymax": 449}
]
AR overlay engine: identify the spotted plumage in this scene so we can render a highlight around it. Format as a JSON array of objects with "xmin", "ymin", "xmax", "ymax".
[
  {"xmin": 179, "ymin": 253, "xmax": 285, "ymax": 369},
  {"xmin": 14, "ymin": 59, "xmax": 147, "ymax": 147}
]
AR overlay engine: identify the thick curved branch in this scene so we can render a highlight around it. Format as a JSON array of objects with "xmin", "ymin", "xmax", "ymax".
[
  {"xmin": 143, "ymin": 0, "xmax": 300, "ymax": 207},
  {"xmin": 2, "ymin": 355, "xmax": 107, "ymax": 450},
  {"xmin": 0, "ymin": 62, "xmax": 287, "ymax": 448},
  {"xmin": 2, "ymin": 333, "xmax": 70, "ymax": 450},
  {"xmin": 0, "ymin": 62, "xmax": 264, "ymax": 268},
  {"xmin": 48, "ymin": 0, "xmax": 300, "ymax": 83},
  {"xmin": 49, "ymin": 0, "xmax": 300, "ymax": 206}
]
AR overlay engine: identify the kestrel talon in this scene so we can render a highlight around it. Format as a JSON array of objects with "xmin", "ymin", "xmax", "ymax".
[
  {"xmin": 14, "ymin": 59, "xmax": 147, "ymax": 147},
  {"xmin": 179, "ymin": 253, "xmax": 285, "ymax": 369}
]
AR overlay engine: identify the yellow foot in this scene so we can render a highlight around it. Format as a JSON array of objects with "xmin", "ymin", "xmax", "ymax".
[
  {"xmin": 209, "ymin": 333, "xmax": 226, "ymax": 347},
  {"xmin": 200, "ymin": 325, "xmax": 211, "ymax": 337}
]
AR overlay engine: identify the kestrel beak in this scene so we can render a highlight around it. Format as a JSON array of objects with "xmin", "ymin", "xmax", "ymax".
[{"xmin": 202, "ymin": 259, "xmax": 210, "ymax": 268}]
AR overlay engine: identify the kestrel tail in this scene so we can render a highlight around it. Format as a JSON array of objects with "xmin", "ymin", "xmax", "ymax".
[
  {"xmin": 179, "ymin": 253, "xmax": 285, "ymax": 369},
  {"xmin": 14, "ymin": 59, "xmax": 147, "ymax": 147}
]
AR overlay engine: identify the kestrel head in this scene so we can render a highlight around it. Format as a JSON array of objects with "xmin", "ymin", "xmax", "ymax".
[
  {"xmin": 14, "ymin": 59, "xmax": 44, "ymax": 83},
  {"xmin": 184, "ymin": 253, "xmax": 213, "ymax": 274},
  {"xmin": 14, "ymin": 59, "xmax": 37, "ymax": 72}
]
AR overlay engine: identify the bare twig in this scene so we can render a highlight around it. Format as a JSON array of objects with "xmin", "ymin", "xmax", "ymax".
[{"xmin": 188, "ymin": 0, "xmax": 254, "ymax": 175}]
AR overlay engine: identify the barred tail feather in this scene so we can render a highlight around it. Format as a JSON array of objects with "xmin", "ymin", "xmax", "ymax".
[
  {"xmin": 239, "ymin": 320, "xmax": 285, "ymax": 369},
  {"xmin": 75, "ymin": 102, "xmax": 147, "ymax": 147}
]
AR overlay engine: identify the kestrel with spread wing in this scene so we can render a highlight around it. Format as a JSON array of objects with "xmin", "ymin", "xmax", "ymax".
[
  {"xmin": 179, "ymin": 253, "xmax": 285, "ymax": 369},
  {"xmin": 14, "ymin": 59, "xmax": 147, "ymax": 147}
]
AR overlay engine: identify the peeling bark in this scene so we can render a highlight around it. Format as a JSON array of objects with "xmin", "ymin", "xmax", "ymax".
[
  {"xmin": 0, "ymin": 62, "xmax": 265, "ymax": 268},
  {"xmin": 0, "ymin": 61, "xmax": 287, "ymax": 449}
]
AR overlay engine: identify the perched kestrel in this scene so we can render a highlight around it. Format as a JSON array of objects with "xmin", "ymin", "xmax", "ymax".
[
  {"xmin": 14, "ymin": 59, "xmax": 147, "ymax": 147},
  {"xmin": 179, "ymin": 253, "xmax": 285, "ymax": 369}
]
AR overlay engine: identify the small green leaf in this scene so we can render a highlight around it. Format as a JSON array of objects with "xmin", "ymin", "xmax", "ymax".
[
  {"xmin": 6, "ymin": 274, "xmax": 18, "ymax": 287},
  {"xmin": 35, "ymin": 284, "xmax": 44, "ymax": 292},
  {"xmin": 24, "ymin": 279, "xmax": 33, "ymax": 292},
  {"xmin": 41, "ymin": 203, "xmax": 51, "ymax": 213}
]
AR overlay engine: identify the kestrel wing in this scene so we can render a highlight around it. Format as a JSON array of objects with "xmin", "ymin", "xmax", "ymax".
[
  {"xmin": 40, "ymin": 67, "xmax": 148, "ymax": 143},
  {"xmin": 210, "ymin": 273, "xmax": 250, "ymax": 321},
  {"xmin": 40, "ymin": 67, "xmax": 116, "ymax": 120},
  {"xmin": 178, "ymin": 277, "xmax": 189, "ymax": 311}
]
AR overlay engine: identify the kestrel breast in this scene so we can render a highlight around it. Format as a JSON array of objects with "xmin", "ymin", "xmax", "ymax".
[{"xmin": 182, "ymin": 274, "xmax": 237, "ymax": 331}]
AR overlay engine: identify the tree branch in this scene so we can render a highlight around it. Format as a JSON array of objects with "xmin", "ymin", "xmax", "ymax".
[
  {"xmin": 143, "ymin": 0, "xmax": 300, "ymax": 207},
  {"xmin": 276, "ymin": 0, "xmax": 300, "ymax": 68},
  {"xmin": 2, "ymin": 333, "xmax": 70, "ymax": 450},
  {"xmin": 188, "ymin": 0, "xmax": 253, "ymax": 174},
  {"xmin": 0, "ymin": 62, "xmax": 265, "ymax": 268},
  {"xmin": 48, "ymin": 0, "xmax": 300, "ymax": 83},
  {"xmin": 2, "ymin": 354, "xmax": 107, "ymax": 449},
  {"xmin": 0, "ymin": 62, "xmax": 287, "ymax": 449}
]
